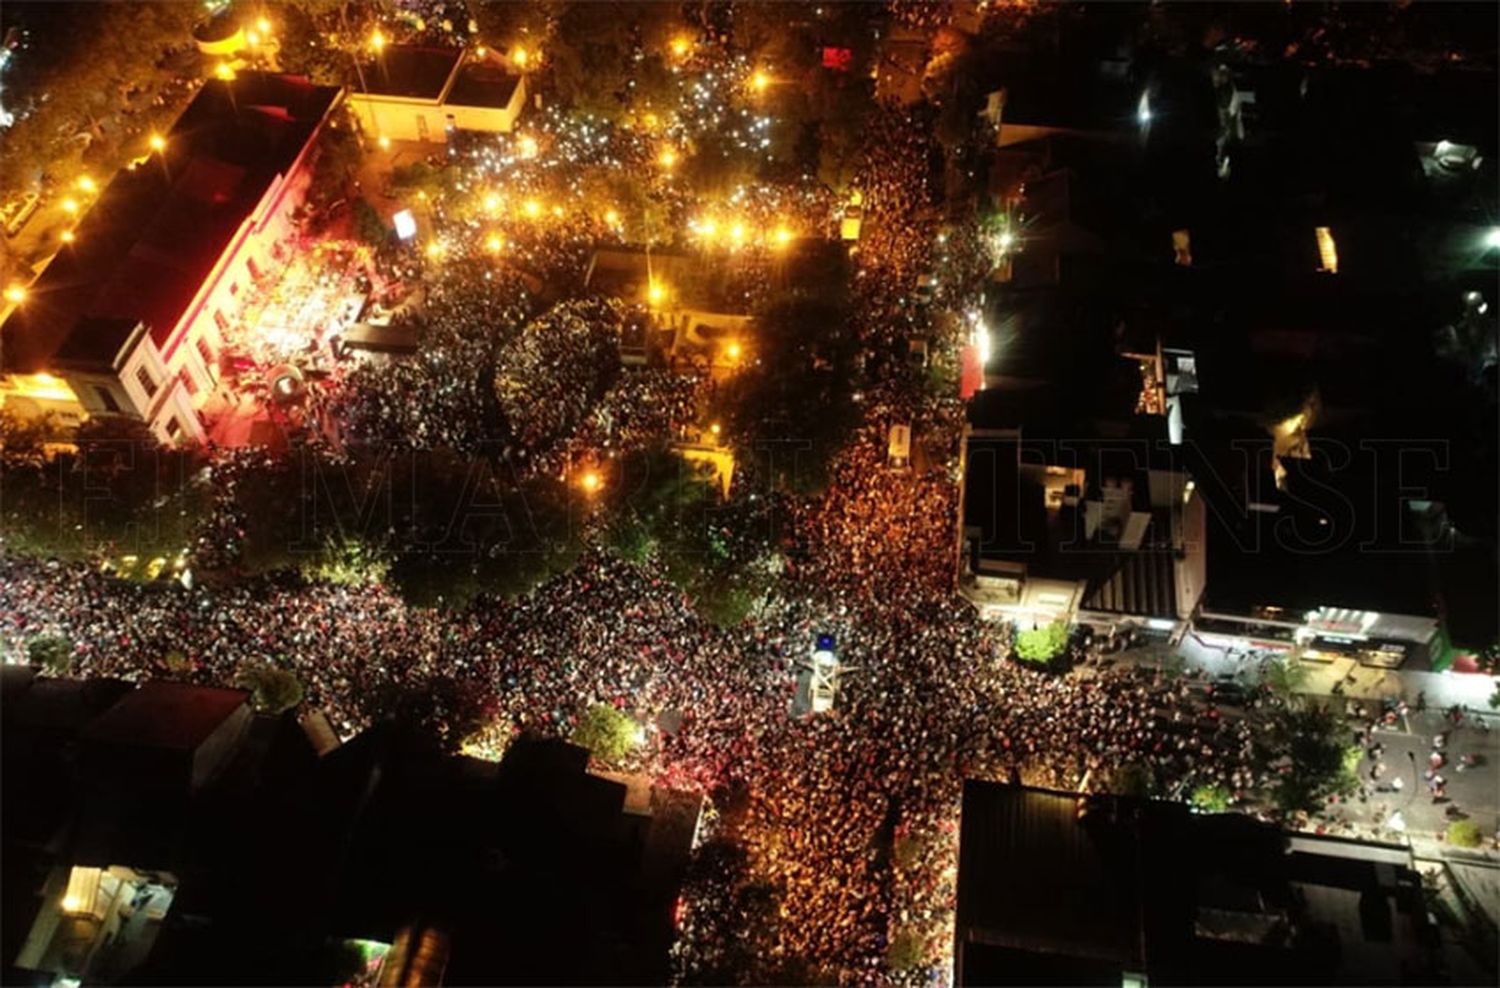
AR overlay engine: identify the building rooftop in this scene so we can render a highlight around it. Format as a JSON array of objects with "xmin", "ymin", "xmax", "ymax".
[
  {"xmin": 1, "ymin": 73, "xmax": 340, "ymax": 374},
  {"xmin": 355, "ymin": 45, "xmax": 461, "ymax": 100},
  {"xmin": 80, "ymin": 681, "xmax": 249, "ymax": 752},
  {"xmin": 446, "ymin": 61, "xmax": 522, "ymax": 109}
]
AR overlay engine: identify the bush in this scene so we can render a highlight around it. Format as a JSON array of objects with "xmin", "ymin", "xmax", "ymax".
[
  {"xmin": 237, "ymin": 663, "xmax": 305, "ymax": 714},
  {"xmin": 1110, "ymin": 762, "xmax": 1156, "ymax": 798},
  {"xmin": 1448, "ymin": 819, "xmax": 1484, "ymax": 849},
  {"xmin": 1014, "ymin": 621, "xmax": 1068, "ymax": 664},
  {"xmin": 1191, "ymin": 784, "xmax": 1232, "ymax": 813},
  {"xmin": 572, "ymin": 703, "xmax": 639, "ymax": 764},
  {"xmin": 27, "ymin": 634, "xmax": 73, "ymax": 674},
  {"xmin": 886, "ymin": 928, "xmax": 927, "ymax": 972}
]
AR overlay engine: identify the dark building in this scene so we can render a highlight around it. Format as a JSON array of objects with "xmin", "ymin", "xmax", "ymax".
[
  {"xmin": 1, "ymin": 670, "xmax": 699, "ymax": 986},
  {"xmin": 955, "ymin": 781, "xmax": 1442, "ymax": 986}
]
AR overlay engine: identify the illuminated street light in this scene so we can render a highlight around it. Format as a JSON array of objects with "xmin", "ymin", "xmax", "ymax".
[
  {"xmin": 76, "ymin": 175, "xmax": 96, "ymax": 194},
  {"xmin": 1485, "ymin": 227, "xmax": 1500, "ymax": 250},
  {"xmin": 246, "ymin": 30, "xmax": 260, "ymax": 46},
  {"xmin": 60, "ymin": 230, "xmax": 76, "ymax": 244},
  {"xmin": 424, "ymin": 241, "xmax": 444, "ymax": 260},
  {"xmin": 751, "ymin": 69, "xmax": 771, "ymax": 93},
  {"xmin": 729, "ymin": 221, "xmax": 746, "ymax": 245},
  {"xmin": 579, "ymin": 470, "xmax": 601, "ymax": 494},
  {"xmin": 485, "ymin": 234, "xmax": 504, "ymax": 254},
  {"xmin": 377, "ymin": 134, "xmax": 391, "ymax": 150},
  {"xmin": 671, "ymin": 37, "xmax": 691, "ymax": 58},
  {"xmin": 997, "ymin": 230, "xmax": 1014, "ymax": 252},
  {"xmin": 518, "ymin": 134, "xmax": 539, "ymax": 158},
  {"xmin": 696, "ymin": 217, "xmax": 718, "ymax": 239},
  {"xmin": 658, "ymin": 147, "xmax": 678, "ymax": 169},
  {"xmin": 510, "ymin": 45, "xmax": 529, "ymax": 68},
  {"xmin": 646, "ymin": 280, "xmax": 668, "ymax": 306},
  {"xmin": 603, "ymin": 209, "xmax": 620, "ymax": 226},
  {"xmin": 256, "ymin": 16, "xmax": 271, "ymax": 35},
  {"xmin": 725, "ymin": 341, "xmax": 742, "ymax": 361},
  {"xmin": 710, "ymin": 422, "xmax": 722, "ymax": 437},
  {"xmin": 216, "ymin": 62, "xmax": 236, "ymax": 81},
  {"xmin": 370, "ymin": 29, "xmax": 386, "ymax": 52},
  {"xmin": 483, "ymin": 192, "xmax": 502, "ymax": 213},
  {"xmin": 773, "ymin": 226, "xmax": 794, "ymax": 247},
  {"xmin": 61, "ymin": 197, "xmax": 79, "ymax": 215},
  {"xmin": 523, "ymin": 198, "xmax": 542, "ymax": 218},
  {"xmin": 4, "ymin": 284, "xmax": 27, "ymax": 304},
  {"xmin": 149, "ymin": 133, "xmax": 167, "ymax": 152}
]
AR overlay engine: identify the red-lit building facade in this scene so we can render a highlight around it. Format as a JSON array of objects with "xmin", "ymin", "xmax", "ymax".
[{"xmin": 0, "ymin": 73, "xmax": 341, "ymax": 443}]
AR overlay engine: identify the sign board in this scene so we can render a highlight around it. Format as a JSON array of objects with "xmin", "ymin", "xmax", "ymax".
[{"xmin": 888, "ymin": 424, "xmax": 911, "ymax": 468}]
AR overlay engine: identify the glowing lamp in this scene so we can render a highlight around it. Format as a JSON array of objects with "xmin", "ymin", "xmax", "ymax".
[
  {"xmin": 61, "ymin": 230, "xmax": 75, "ymax": 244},
  {"xmin": 215, "ymin": 62, "xmax": 235, "ymax": 81},
  {"xmin": 76, "ymin": 175, "xmax": 96, "ymax": 193},
  {"xmin": 751, "ymin": 70, "xmax": 770, "ymax": 93},
  {"xmin": 245, "ymin": 30, "xmax": 260, "ymax": 46},
  {"xmin": 424, "ymin": 241, "xmax": 444, "ymax": 260},
  {"xmin": 671, "ymin": 37, "xmax": 691, "ymax": 57},
  {"xmin": 518, "ymin": 134, "xmax": 539, "ymax": 158},
  {"xmin": 579, "ymin": 470, "xmax": 601, "ymax": 493},
  {"xmin": 4, "ymin": 284, "xmax": 27, "ymax": 304},
  {"xmin": 149, "ymin": 134, "xmax": 166, "ymax": 152},
  {"xmin": 725, "ymin": 341, "xmax": 742, "ymax": 361},
  {"xmin": 485, "ymin": 235, "xmax": 504, "ymax": 254},
  {"xmin": 773, "ymin": 226, "xmax": 793, "ymax": 246},
  {"xmin": 646, "ymin": 280, "xmax": 667, "ymax": 305},
  {"xmin": 377, "ymin": 134, "xmax": 391, "ymax": 150},
  {"xmin": 61, "ymin": 198, "xmax": 78, "ymax": 215},
  {"xmin": 256, "ymin": 17, "xmax": 271, "ymax": 34},
  {"xmin": 483, "ymin": 192, "xmax": 501, "ymax": 213},
  {"xmin": 603, "ymin": 209, "xmax": 620, "ymax": 226},
  {"xmin": 710, "ymin": 422, "xmax": 721, "ymax": 436},
  {"xmin": 523, "ymin": 199, "xmax": 541, "ymax": 218},
  {"xmin": 510, "ymin": 45, "xmax": 529, "ymax": 68},
  {"xmin": 370, "ymin": 29, "xmax": 386, "ymax": 52},
  {"xmin": 658, "ymin": 147, "xmax": 678, "ymax": 169},
  {"xmin": 1485, "ymin": 227, "xmax": 1500, "ymax": 250}
]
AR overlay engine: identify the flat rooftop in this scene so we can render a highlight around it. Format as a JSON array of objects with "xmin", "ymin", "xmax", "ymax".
[{"xmin": 355, "ymin": 45, "xmax": 461, "ymax": 100}]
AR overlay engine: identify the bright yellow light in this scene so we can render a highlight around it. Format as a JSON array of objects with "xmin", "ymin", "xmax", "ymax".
[
  {"xmin": 370, "ymin": 29, "xmax": 386, "ymax": 51},
  {"xmin": 523, "ymin": 198, "xmax": 541, "ymax": 218},
  {"xmin": 725, "ymin": 341, "xmax": 742, "ymax": 361},
  {"xmin": 579, "ymin": 470, "xmax": 601, "ymax": 493},
  {"xmin": 245, "ymin": 30, "xmax": 260, "ymax": 46},
  {"xmin": 149, "ymin": 133, "xmax": 166, "ymax": 152},
  {"xmin": 647, "ymin": 280, "xmax": 667, "ymax": 305},
  {"xmin": 670, "ymin": 37, "xmax": 691, "ymax": 57},
  {"xmin": 603, "ymin": 208, "xmax": 620, "ymax": 226},
  {"xmin": 710, "ymin": 422, "xmax": 721, "ymax": 436},
  {"xmin": 751, "ymin": 70, "xmax": 770, "ymax": 93},
  {"xmin": 642, "ymin": 112, "xmax": 659, "ymax": 131},
  {"xmin": 659, "ymin": 147, "xmax": 677, "ymax": 169},
  {"xmin": 62, "ymin": 197, "xmax": 78, "ymax": 215},
  {"xmin": 696, "ymin": 217, "xmax": 718, "ymax": 238},
  {"xmin": 257, "ymin": 16, "xmax": 271, "ymax": 34},
  {"xmin": 215, "ymin": 62, "xmax": 236, "ymax": 81},
  {"xmin": 485, "ymin": 234, "xmax": 504, "ymax": 254},
  {"xmin": 510, "ymin": 45, "xmax": 529, "ymax": 68},
  {"xmin": 483, "ymin": 192, "xmax": 501, "ymax": 212},
  {"xmin": 773, "ymin": 225, "xmax": 793, "ymax": 247},
  {"xmin": 425, "ymin": 241, "xmax": 444, "ymax": 259},
  {"xmin": 62, "ymin": 896, "xmax": 81, "ymax": 913},
  {"xmin": 4, "ymin": 284, "xmax": 27, "ymax": 304},
  {"xmin": 416, "ymin": 190, "xmax": 427, "ymax": 201},
  {"xmin": 729, "ymin": 221, "xmax": 746, "ymax": 242},
  {"xmin": 518, "ymin": 134, "xmax": 539, "ymax": 158},
  {"xmin": 377, "ymin": 134, "xmax": 391, "ymax": 150},
  {"xmin": 550, "ymin": 205, "xmax": 564, "ymax": 218},
  {"xmin": 76, "ymin": 175, "xmax": 96, "ymax": 194},
  {"xmin": 475, "ymin": 45, "xmax": 487, "ymax": 58},
  {"xmin": 61, "ymin": 230, "xmax": 76, "ymax": 244}
]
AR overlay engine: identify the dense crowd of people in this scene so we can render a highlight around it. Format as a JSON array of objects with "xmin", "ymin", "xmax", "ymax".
[{"xmin": 0, "ymin": 11, "xmax": 1457, "ymax": 988}]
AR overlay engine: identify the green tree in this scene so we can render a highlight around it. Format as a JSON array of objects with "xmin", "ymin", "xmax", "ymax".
[
  {"xmin": 1447, "ymin": 819, "xmax": 1485, "ymax": 849},
  {"xmin": 1110, "ymin": 762, "xmax": 1156, "ymax": 798},
  {"xmin": 1191, "ymin": 784, "xmax": 1233, "ymax": 813},
  {"xmin": 572, "ymin": 702, "xmax": 638, "ymax": 764},
  {"xmin": 1262, "ymin": 656, "xmax": 1310, "ymax": 704},
  {"xmin": 720, "ymin": 292, "xmax": 858, "ymax": 494},
  {"xmin": 27, "ymin": 634, "xmax": 73, "ymax": 674},
  {"xmin": 1014, "ymin": 622, "xmax": 1068, "ymax": 663},
  {"xmin": 237, "ymin": 663, "xmax": 305, "ymax": 714},
  {"xmin": 886, "ymin": 928, "xmax": 926, "ymax": 973},
  {"xmin": 353, "ymin": 199, "xmax": 389, "ymax": 246},
  {"xmin": 302, "ymin": 534, "xmax": 391, "ymax": 587},
  {"xmin": 1258, "ymin": 706, "xmax": 1360, "ymax": 815}
]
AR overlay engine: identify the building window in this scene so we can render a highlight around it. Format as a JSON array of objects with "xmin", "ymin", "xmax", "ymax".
[
  {"xmin": 247, "ymin": 257, "xmax": 262, "ymax": 281},
  {"xmin": 196, "ymin": 336, "xmax": 215, "ymax": 370},
  {"xmin": 178, "ymin": 367, "xmax": 198, "ymax": 397},
  {"xmin": 229, "ymin": 281, "xmax": 239, "ymax": 297},
  {"xmin": 213, "ymin": 309, "xmax": 230, "ymax": 334},
  {"xmin": 165, "ymin": 417, "xmax": 182, "ymax": 441},
  {"xmin": 134, "ymin": 366, "xmax": 158, "ymax": 400},
  {"xmin": 95, "ymin": 386, "xmax": 121, "ymax": 414}
]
